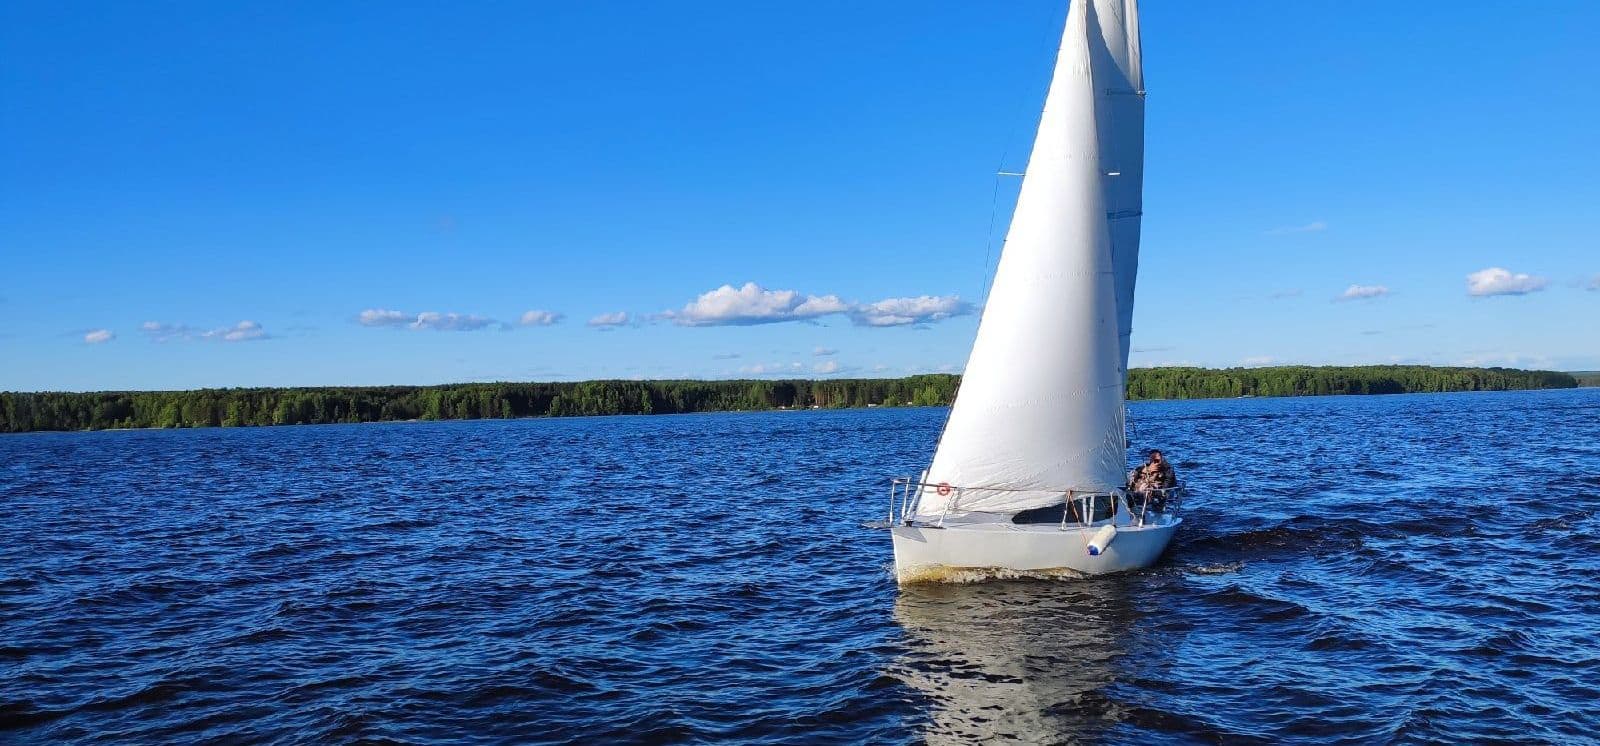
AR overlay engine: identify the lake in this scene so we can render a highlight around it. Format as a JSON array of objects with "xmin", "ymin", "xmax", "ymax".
[{"xmin": 3, "ymin": 389, "xmax": 1598, "ymax": 743}]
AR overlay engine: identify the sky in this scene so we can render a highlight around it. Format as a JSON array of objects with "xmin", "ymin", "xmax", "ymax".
[{"xmin": 3, "ymin": 1, "xmax": 1597, "ymax": 392}]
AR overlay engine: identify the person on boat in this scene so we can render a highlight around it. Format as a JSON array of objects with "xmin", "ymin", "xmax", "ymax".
[{"xmin": 1127, "ymin": 449, "xmax": 1177, "ymax": 509}]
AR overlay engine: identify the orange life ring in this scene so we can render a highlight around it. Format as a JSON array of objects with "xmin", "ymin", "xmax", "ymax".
[{"xmin": 936, "ymin": 482, "xmax": 952, "ymax": 497}]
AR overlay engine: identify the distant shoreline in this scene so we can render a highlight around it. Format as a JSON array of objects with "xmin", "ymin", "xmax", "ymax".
[
  {"xmin": 1569, "ymin": 371, "xmax": 1600, "ymax": 387},
  {"xmin": 24, "ymin": 386, "xmax": 1590, "ymax": 436},
  {"xmin": 0, "ymin": 365, "xmax": 1580, "ymax": 434}
]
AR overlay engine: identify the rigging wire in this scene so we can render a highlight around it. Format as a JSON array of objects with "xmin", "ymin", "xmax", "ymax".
[{"xmin": 975, "ymin": 0, "xmax": 1072, "ymax": 311}]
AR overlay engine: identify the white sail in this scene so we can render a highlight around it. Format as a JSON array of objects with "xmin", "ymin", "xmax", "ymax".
[
  {"xmin": 917, "ymin": 0, "xmax": 1144, "ymax": 517},
  {"xmin": 1092, "ymin": 0, "xmax": 1145, "ymax": 375}
]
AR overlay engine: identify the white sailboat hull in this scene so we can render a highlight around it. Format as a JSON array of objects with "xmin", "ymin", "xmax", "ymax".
[{"xmin": 891, "ymin": 517, "xmax": 1180, "ymax": 584}]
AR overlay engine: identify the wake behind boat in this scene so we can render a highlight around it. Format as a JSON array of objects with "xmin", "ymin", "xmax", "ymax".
[{"xmin": 886, "ymin": 0, "xmax": 1182, "ymax": 583}]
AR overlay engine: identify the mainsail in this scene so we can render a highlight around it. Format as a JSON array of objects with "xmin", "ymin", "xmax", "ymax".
[{"xmin": 917, "ymin": 0, "xmax": 1145, "ymax": 516}]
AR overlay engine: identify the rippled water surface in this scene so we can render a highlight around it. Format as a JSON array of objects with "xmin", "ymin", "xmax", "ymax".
[{"xmin": 4, "ymin": 389, "xmax": 1600, "ymax": 743}]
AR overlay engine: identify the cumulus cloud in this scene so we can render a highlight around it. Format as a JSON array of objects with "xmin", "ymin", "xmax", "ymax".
[
  {"xmin": 1467, "ymin": 267, "xmax": 1547, "ymax": 297},
  {"xmin": 358, "ymin": 309, "xmax": 496, "ymax": 331},
  {"xmin": 519, "ymin": 310, "xmax": 563, "ymax": 326},
  {"xmin": 588, "ymin": 311, "xmax": 632, "ymax": 328},
  {"xmin": 1240, "ymin": 356, "xmax": 1278, "ymax": 367},
  {"xmin": 1586, "ymin": 274, "xmax": 1599, "ymax": 291},
  {"xmin": 1336, "ymin": 284, "xmax": 1390, "ymax": 302},
  {"xmin": 849, "ymin": 295, "xmax": 973, "ymax": 327},
  {"xmin": 813, "ymin": 360, "xmax": 840, "ymax": 374},
  {"xmin": 1266, "ymin": 221, "xmax": 1328, "ymax": 235},
  {"xmin": 813, "ymin": 347, "xmax": 837, "ymax": 357},
  {"xmin": 663, "ymin": 283, "xmax": 849, "ymax": 326},
  {"xmin": 83, "ymin": 329, "xmax": 114, "ymax": 344},
  {"xmin": 141, "ymin": 320, "xmax": 269, "ymax": 342},
  {"xmin": 661, "ymin": 282, "xmax": 972, "ymax": 329}
]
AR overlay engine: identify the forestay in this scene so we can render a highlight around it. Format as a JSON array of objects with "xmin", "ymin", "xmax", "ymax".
[{"xmin": 917, "ymin": 0, "xmax": 1145, "ymax": 517}]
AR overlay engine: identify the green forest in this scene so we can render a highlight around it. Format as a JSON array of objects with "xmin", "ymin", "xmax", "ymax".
[{"xmin": 0, "ymin": 366, "xmax": 1578, "ymax": 433}]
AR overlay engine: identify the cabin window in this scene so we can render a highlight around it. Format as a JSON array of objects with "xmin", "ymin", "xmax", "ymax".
[{"xmin": 1011, "ymin": 494, "xmax": 1115, "ymax": 525}]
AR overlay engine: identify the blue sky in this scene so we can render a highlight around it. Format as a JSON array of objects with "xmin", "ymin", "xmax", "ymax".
[{"xmin": 3, "ymin": 1, "xmax": 1597, "ymax": 392}]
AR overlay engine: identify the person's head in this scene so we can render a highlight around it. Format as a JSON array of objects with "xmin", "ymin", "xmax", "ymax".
[{"xmin": 1147, "ymin": 449, "xmax": 1164, "ymax": 465}]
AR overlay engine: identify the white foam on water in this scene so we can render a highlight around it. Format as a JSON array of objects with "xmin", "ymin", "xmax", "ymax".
[{"xmin": 894, "ymin": 565, "xmax": 1089, "ymax": 585}]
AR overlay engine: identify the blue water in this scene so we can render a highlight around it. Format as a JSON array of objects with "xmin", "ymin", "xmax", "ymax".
[{"xmin": 3, "ymin": 389, "xmax": 1599, "ymax": 743}]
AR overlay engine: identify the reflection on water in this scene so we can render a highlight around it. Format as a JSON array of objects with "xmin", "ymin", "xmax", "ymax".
[{"xmin": 890, "ymin": 579, "xmax": 1140, "ymax": 744}]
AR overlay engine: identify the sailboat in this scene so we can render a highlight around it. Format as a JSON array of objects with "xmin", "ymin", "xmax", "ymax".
[{"xmin": 887, "ymin": 0, "xmax": 1181, "ymax": 583}]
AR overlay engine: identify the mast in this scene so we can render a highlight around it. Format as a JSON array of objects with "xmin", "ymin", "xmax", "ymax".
[{"xmin": 916, "ymin": 0, "xmax": 1145, "ymax": 517}]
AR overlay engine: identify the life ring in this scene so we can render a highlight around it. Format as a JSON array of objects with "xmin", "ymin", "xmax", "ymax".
[{"xmin": 936, "ymin": 482, "xmax": 952, "ymax": 497}]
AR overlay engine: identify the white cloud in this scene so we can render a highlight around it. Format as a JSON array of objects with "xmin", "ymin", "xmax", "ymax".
[
  {"xmin": 411, "ymin": 312, "xmax": 495, "ymax": 331},
  {"xmin": 83, "ymin": 329, "xmax": 114, "ymax": 344},
  {"xmin": 1466, "ymin": 267, "xmax": 1547, "ymax": 297},
  {"xmin": 358, "ymin": 309, "xmax": 496, "ymax": 331},
  {"xmin": 795, "ymin": 296, "xmax": 851, "ymax": 316},
  {"xmin": 358, "ymin": 309, "xmax": 410, "ymax": 327},
  {"xmin": 140, "ymin": 321, "xmax": 196, "ymax": 342},
  {"xmin": 1586, "ymin": 274, "xmax": 1600, "ymax": 291},
  {"xmin": 206, "ymin": 320, "xmax": 268, "ymax": 342},
  {"xmin": 588, "ymin": 311, "xmax": 631, "ymax": 328},
  {"xmin": 1266, "ymin": 221, "xmax": 1328, "ymax": 235},
  {"xmin": 664, "ymin": 283, "xmax": 849, "ymax": 326},
  {"xmin": 849, "ymin": 295, "xmax": 973, "ymax": 327},
  {"xmin": 813, "ymin": 346, "xmax": 837, "ymax": 357},
  {"xmin": 141, "ymin": 320, "xmax": 269, "ymax": 342},
  {"xmin": 1240, "ymin": 356, "xmax": 1278, "ymax": 367},
  {"xmin": 519, "ymin": 310, "xmax": 563, "ymax": 326},
  {"xmin": 662, "ymin": 282, "xmax": 972, "ymax": 328},
  {"xmin": 813, "ymin": 360, "xmax": 840, "ymax": 374},
  {"xmin": 1336, "ymin": 284, "xmax": 1390, "ymax": 302}
]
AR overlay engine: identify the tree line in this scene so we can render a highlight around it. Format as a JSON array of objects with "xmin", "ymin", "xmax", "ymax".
[
  {"xmin": 1124, "ymin": 365, "xmax": 1577, "ymax": 400},
  {"xmin": 0, "ymin": 366, "xmax": 1576, "ymax": 433}
]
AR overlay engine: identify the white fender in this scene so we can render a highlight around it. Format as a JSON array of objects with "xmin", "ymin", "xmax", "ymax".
[{"xmin": 1086, "ymin": 524, "xmax": 1119, "ymax": 556}]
